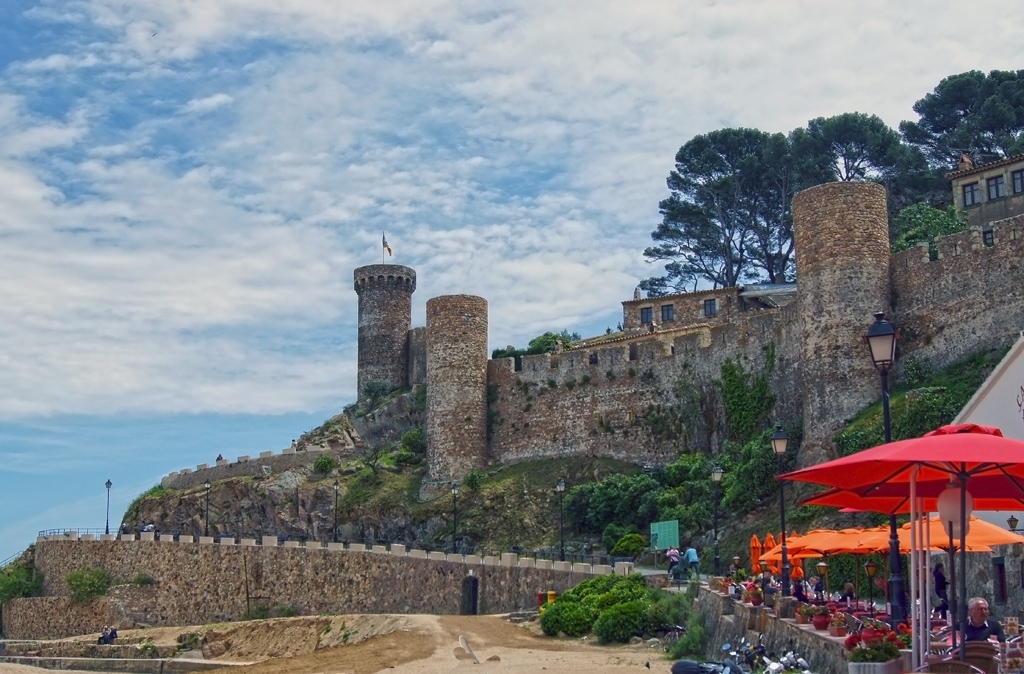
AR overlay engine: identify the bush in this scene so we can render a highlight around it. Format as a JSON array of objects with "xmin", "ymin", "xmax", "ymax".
[
  {"xmin": 668, "ymin": 611, "xmax": 708, "ymax": 659},
  {"xmin": 0, "ymin": 557, "xmax": 42, "ymax": 604},
  {"xmin": 392, "ymin": 448, "xmax": 420, "ymax": 465},
  {"xmin": 65, "ymin": 567, "xmax": 110, "ymax": 604},
  {"xmin": 244, "ymin": 603, "xmax": 270, "ymax": 620},
  {"xmin": 130, "ymin": 573, "xmax": 154, "ymax": 585},
  {"xmin": 539, "ymin": 600, "xmax": 595, "ymax": 637},
  {"xmin": 593, "ymin": 600, "xmax": 649, "ymax": 643},
  {"xmin": 645, "ymin": 590, "xmax": 691, "ymax": 633},
  {"xmin": 401, "ymin": 427, "xmax": 426, "ymax": 453},
  {"xmin": 601, "ymin": 523, "xmax": 636, "ymax": 552},
  {"xmin": 463, "ymin": 470, "xmax": 484, "ymax": 492},
  {"xmin": 313, "ymin": 454, "xmax": 338, "ymax": 474},
  {"xmin": 275, "ymin": 604, "xmax": 299, "ymax": 617},
  {"xmin": 609, "ymin": 533, "xmax": 646, "ymax": 558}
]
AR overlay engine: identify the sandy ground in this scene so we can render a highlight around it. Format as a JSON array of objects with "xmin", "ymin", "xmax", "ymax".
[{"xmin": 0, "ymin": 614, "xmax": 680, "ymax": 674}]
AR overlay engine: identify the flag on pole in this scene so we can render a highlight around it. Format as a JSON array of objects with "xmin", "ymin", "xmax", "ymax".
[{"xmin": 382, "ymin": 232, "xmax": 393, "ymax": 256}]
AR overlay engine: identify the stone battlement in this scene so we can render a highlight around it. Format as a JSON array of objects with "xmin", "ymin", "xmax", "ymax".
[{"xmin": 160, "ymin": 443, "xmax": 346, "ymax": 490}]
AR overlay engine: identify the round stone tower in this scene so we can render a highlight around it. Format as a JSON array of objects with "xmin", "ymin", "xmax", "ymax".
[
  {"xmin": 425, "ymin": 294, "xmax": 489, "ymax": 483},
  {"xmin": 353, "ymin": 264, "xmax": 417, "ymax": 399},
  {"xmin": 793, "ymin": 181, "xmax": 891, "ymax": 458}
]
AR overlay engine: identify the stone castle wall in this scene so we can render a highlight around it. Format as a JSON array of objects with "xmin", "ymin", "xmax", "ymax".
[
  {"xmin": 793, "ymin": 182, "xmax": 892, "ymax": 458},
  {"xmin": 354, "ymin": 265, "xmax": 416, "ymax": 397},
  {"xmin": 486, "ymin": 304, "xmax": 804, "ymax": 466},
  {"xmin": 5, "ymin": 539, "xmax": 610, "ymax": 639},
  {"xmin": 891, "ymin": 214, "xmax": 1024, "ymax": 370},
  {"xmin": 425, "ymin": 295, "xmax": 489, "ymax": 483}
]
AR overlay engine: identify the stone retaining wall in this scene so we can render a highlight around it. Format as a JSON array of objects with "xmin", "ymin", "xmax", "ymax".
[
  {"xmin": 696, "ymin": 585, "xmax": 848, "ymax": 674},
  {"xmin": 4, "ymin": 539, "xmax": 619, "ymax": 639}
]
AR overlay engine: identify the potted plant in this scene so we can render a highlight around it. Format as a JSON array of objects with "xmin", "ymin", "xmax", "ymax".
[
  {"xmin": 811, "ymin": 606, "xmax": 831, "ymax": 630},
  {"xmin": 748, "ymin": 585, "xmax": 764, "ymax": 607},
  {"xmin": 829, "ymin": 612, "xmax": 848, "ymax": 637},
  {"xmin": 844, "ymin": 631, "xmax": 901, "ymax": 674},
  {"xmin": 795, "ymin": 603, "xmax": 816, "ymax": 625}
]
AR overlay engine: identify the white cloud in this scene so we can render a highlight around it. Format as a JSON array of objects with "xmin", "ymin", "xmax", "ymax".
[
  {"xmin": 181, "ymin": 93, "xmax": 234, "ymax": 114},
  {"xmin": 1, "ymin": 0, "xmax": 1023, "ymax": 421}
]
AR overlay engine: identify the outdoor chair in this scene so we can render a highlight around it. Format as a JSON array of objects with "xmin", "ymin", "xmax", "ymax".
[{"xmin": 915, "ymin": 660, "xmax": 985, "ymax": 673}]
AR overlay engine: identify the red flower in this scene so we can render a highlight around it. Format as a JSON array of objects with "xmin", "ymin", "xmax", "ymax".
[{"xmin": 844, "ymin": 633, "xmax": 862, "ymax": 650}]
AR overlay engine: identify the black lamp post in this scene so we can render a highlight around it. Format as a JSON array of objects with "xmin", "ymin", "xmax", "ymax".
[
  {"xmin": 204, "ymin": 479, "xmax": 211, "ymax": 537},
  {"xmin": 451, "ymin": 482, "xmax": 459, "ymax": 554},
  {"xmin": 865, "ymin": 559, "xmax": 878, "ymax": 616},
  {"xmin": 771, "ymin": 425, "xmax": 790, "ymax": 597},
  {"xmin": 333, "ymin": 480, "xmax": 340, "ymax": 543},
  {"xmin": 865, "ymin": 311, "xmax": 906, "ymax": 627},
  {"xmin": 816, "ymin": 559, "xmax": 829, "ymax": 597},
  {"xmin": 1008, "ymin": 515, "xmax": 1021, "ymax": 532},
  {"xmin": 104, "ymin": 479, "xmax": 112, "ymax": 536},
  {"xmin": 556, "ymin": 477, "xmax": 566, "ymax": 562},
  {"xmin": 711, "ymin": 464, "xmax": 723, "ymax": 576}
]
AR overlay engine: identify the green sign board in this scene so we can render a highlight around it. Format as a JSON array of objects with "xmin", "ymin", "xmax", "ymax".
[{"xmin": 649, "ymin": 520, "xmax": 679, "ymax": 551}]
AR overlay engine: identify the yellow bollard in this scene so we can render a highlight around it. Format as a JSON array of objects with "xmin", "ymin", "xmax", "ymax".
[{"xmin": 547, "ymin": 590, "xmax": 557, "ymax": 604}]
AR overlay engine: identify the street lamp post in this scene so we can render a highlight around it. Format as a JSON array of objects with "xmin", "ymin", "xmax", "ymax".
[
  {"xmin": 451, "ymin": 482, "xmax": 460, "ymax": 554},
  {"xmin": 865, "ymin": 311, "xmax": 907, "ymax": 627},
  {"xmin": 865, "ymin": 559, "xmax": 878, "ymax": 616},
  {"xmin": 333, "ymin": 480, "xmax": 340, "ymax": 543},
  {"xmin": 104, "ymin": 479, "xmax": 112, "ymax": 535},
  {"xmin": 711, "ymin": 464, "xmax": 723, "ymax": 576},
  {"xmin": 204, "ymin": 479, "xmax": 211, "ymax": 537},
  {"xmin": 1008, "ymin": 515, "xmax": 1021, "ymax": 532},
  {"xmin": 556, "ymin": 478, "xmax": 566, "ymax": 562},
  {"xmin": 771, "ymin": 425, "xmax": 790, "ymax": 597},
  {"xmin": 816, "ymin": 560, "xmax": 829, "ymax": 597}
]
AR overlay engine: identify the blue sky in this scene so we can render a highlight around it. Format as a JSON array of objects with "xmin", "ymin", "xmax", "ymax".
[{"xmin": 1, "ymin": 0, "xmax": 1023, "ymax": 561}]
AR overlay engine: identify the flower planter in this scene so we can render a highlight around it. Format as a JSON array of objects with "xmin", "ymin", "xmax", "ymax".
[
  {"xmin": 847, "ymin": 659, "xmax": 901, "ymax": 674},
  {"xmin": 829, "ymin": 625, "xmax": 848, "ymax": 638},
  {"xmin": 812, "ymin": 614, "xmax": 830, "ymax": 630},
  {"xmin": 795, "ymin": 613, "xmax": 809, "ymax": 625},
  {"xmin": 750, "ymin": 596, "xmax": 763, "ymax": 607}
]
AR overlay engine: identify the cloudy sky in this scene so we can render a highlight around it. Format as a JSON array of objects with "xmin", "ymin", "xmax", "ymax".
[{"xmin": 1, "ymin": 0, "xmax": 1022, "ymax": 560}]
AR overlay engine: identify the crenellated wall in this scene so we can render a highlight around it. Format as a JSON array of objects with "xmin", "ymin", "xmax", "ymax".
[
  {"xmin": 891, "ymin": 214, "xmax": 1024, "ymax": 371},
  {"xmin": 5, "ymin": 538, "xmax": 625, "ymax": 639},
  {"xmin": 487, "ymin": 306, "xmax": 803, "ymax": 466}
]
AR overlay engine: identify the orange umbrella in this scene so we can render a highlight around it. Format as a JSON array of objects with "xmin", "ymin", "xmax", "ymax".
[
  {"xmin": 750, "ymin": 534, "xmax": 762, "ymax": 571},
  {"xmin": 898, "ymin": 515, "xmax": 1023, "ymax": 551},
  {"xmin": 763, "ymin": 532, "xmax": 776, "ymax": 551}
]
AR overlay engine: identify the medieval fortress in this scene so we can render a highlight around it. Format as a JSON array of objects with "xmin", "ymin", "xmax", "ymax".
[{"xmin": 356, "ymin": 156, "xmax": 1024, "ymax": 487}]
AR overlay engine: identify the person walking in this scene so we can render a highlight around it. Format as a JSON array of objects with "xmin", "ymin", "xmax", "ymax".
[
  {"xmin": 933, "ymin": 562, "xmax": 949, "ymax": 621},
  {"xmin": 666, "ymin": 546, "xmax": 680, "ymax": 578},
  {"xmin": 683, "ymin": 544, "xmax": 699, "ymax": 580}
]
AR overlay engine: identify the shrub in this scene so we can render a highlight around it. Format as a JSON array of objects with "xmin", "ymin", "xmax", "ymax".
[
  {"xmin": 65, "ymin": 567, "xmax": 110, "ymax": 604},
  {"xmin": 244, "ymin": 603, "xmax": 270, "ymax": 620},
  {"xmin": 130, "ymin": 573, "xmax": 154, "ymax": 585},
  {"xmin": 0, "ymin": 556, "xmax": 42, "ymax": 604},
  {"xmin": 392, "ymin": 448, "xmax": 419, "ymax": 465},
  {"xmin": 275, "ymin": 604, "xmax": 299, "ymax": 617},
  {"xmin": 593, "ymin": 599, "xmax": 649, "ymax": 643},
  {"xmin": 609, "ymin": 533, "xmax": 646, "ymax": 558},
  {"xmin": 668, "ymin": 611, "xmax": 708, "ymax": 659},
  {"xmin": 313, "ymin": 454, "xmax": 338, "ymax": 474},
  {"xmin": 645, "ymin": 590, "xmax": 691, "ymax": 633},
  {"xmin": 539, "ymin": 600, "xmax": 594, "ymax": 637},
  {"xmin": 601, "ymin": 523, "xmax": 636, "ymax": 552},
  {"xmin": 463, "ymin": 470, "xmax": 484, "ymax": 492},
  {"xmin": 401, "ymin": 427, "xmax": 426, "ymax": 453}
]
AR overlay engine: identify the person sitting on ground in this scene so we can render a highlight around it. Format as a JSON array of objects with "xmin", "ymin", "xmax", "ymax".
[
  {"xmin": 98, "ymin": 626, "xmax": 109, "ymax": 645},
  {"xmin": 964, "ymin": 597, "xmax": 1006, "ymax": 642}
]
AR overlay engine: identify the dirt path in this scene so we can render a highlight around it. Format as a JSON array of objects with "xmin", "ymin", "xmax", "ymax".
[{"xmin": 0, "ymin": 614, "xmax": 680, "ymax": 674}]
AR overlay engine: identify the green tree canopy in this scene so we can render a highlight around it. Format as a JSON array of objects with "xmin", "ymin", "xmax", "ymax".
[
  {"xmin": 901, "ymin": 69, "xmax": 1024, "ymax": 167},
  {"xmin": 643, "ymin": 128, "xmax": 806, "ymax": 293},
  {"xmin": 890, "ymin": 202, "xmax": 969, "ymax": 254}
]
